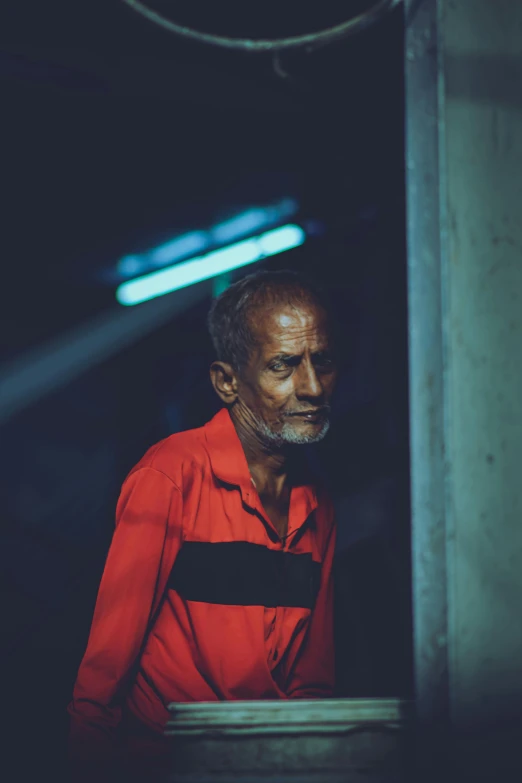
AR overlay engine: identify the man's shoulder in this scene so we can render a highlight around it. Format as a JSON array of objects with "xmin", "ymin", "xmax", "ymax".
[{"xmin": 130, "ymin": 424, "xmax": 211, "ymax": 486}]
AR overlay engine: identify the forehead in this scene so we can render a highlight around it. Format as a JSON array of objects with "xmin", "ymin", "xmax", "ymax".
[{"xmin": 249, "ymin": 301, "xmax": 330, "ymax": 355}]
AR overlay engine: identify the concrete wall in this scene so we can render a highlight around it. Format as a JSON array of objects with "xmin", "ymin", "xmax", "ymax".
[
  {"xmin": 442, "ymin": 0, "xmax": 522, "ymax": 737},
  {"xmin": 407, "ymin": 0, "xmax": 522, "ymax": 776}
]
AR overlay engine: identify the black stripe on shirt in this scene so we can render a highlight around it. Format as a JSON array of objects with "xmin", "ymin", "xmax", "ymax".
[{"xmin": 168, "ymin": 541, "xmax": 322, "ymax": 609}]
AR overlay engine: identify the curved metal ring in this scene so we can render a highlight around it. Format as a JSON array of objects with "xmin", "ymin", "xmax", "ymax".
[{"xmin": 121, "ymin": 0, "xmax": 403, "ymax": 53}]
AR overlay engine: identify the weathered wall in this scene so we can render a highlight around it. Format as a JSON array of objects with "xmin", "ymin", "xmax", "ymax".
[
  {"xmin": 407, "ymin": 0, "xmax": 522, "ymax": 777},
  {"xmin": 442, "ymin": 0, "xmax": 522, "ymax": 734}
]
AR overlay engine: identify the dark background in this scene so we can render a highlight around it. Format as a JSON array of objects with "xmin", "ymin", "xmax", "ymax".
[{"xmin": 0, "ymin": 1, "xmax": 411, "ymax": 776}]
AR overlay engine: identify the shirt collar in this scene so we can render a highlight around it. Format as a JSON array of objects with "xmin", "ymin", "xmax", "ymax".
[
  {"xmin": 203, "ymin": 407, "xmax": 319, "ymax": 526},
  {"xmin": 204, "ymin": 407, "xmax": 253, "ymax": 492}
]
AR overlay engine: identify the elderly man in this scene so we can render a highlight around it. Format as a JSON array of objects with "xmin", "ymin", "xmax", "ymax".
[{"xmin": 68, "ymin": 269, "xmax": 338, "ymax": 767}]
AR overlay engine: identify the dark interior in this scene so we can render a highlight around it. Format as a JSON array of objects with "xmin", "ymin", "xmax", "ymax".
[{"xmin": 1, "ymin": 2, "xmax": 411, "ymax": 776}]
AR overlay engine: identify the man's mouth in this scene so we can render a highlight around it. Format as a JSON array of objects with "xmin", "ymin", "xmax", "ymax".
[{"xmin": 286, "ymin": 409, "xmax": 329, "ymax": 422}]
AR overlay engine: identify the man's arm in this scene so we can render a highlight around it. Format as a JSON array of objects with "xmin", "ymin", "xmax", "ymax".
[
  {"xmin": 286, "ymin": 513, "xmax": 336, "ymax": 699},
  {"xmin": 68, "ymin": 466, "xmax": 183, "ymax": 759}
]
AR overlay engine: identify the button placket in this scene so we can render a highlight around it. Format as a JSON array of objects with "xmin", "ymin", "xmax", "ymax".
[
  {"xmin": 269, "ymin": 606, "xmax": 282, "ymax": 668},
  {"xmin": 270, "ymin": 552, "xmax": 287, "ymax": 667}
]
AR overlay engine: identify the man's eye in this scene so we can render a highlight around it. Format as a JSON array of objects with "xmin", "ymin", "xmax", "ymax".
[{"xmin": 270, "ymin": 362, "xmax": 287, "ymax": 371}]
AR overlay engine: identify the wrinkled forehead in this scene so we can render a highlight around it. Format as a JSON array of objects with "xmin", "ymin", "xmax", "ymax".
[{"xmin": 248, "ymin": 300, "xmax": 331, "ymax": 358}]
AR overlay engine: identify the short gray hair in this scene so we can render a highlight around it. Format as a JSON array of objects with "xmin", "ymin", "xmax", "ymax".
[{"xmin": 207, "ymin": 269, "xmax": 331, "ymax": 372}]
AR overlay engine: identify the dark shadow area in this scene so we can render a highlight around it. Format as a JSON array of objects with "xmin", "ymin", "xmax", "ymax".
[{"xmin": 0, "ymin": 2, "xmax": 411, "ymax": 779}]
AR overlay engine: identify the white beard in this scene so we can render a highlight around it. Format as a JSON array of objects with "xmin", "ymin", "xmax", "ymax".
[{"xmin": 253, "ymin": 413, "xmax": 330, "ymax": 446}]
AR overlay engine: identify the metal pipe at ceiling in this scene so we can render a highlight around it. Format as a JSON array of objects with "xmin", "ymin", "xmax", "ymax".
[{"xmin": 121, "ymin": 0, "xmax": 404, "ymax": 53}]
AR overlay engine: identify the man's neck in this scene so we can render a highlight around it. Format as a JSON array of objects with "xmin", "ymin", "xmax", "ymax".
[{"xmin": 230, "ymin": 405, "xmax": 289, "ymax": 498}]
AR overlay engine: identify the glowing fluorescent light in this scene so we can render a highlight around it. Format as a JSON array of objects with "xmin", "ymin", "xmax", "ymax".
[
  {"xmin": 211, "ymin": 200, "xmax": 299, "ymax": 245},
  {"xmin": 149, "ymin": 231, "xmax": 208, "ymax": 266},
  {"xmin": 259, "ymin": 224, "xmax": 304, "ymax": 255},
  {"xmin": 212, "ymin": 209, "xmax": 269, "ymax": 244},
  {"xmin": 117, "ymin": 255, "xmax": 143, "ymax": 277},
  {"xmin": 116, "ymin": 223, "xmax": 305, "ymax": 306},
  {"xmin": 114, "ymin": 200, "xmax": 299, "ymax": 281}
]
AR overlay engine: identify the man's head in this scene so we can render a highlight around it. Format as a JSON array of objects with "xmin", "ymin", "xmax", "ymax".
[{"xmin": 208, "ymin": 270, "xmax": 338, "ymax": 446}]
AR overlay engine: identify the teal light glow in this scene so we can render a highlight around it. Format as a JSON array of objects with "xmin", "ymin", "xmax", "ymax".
[
  {"xmin": 149, "ymin": 231, "xmax": 208, "ymax": 266},
  {"xmin": 211, "ymin": 209, "xmax": 269, "ymax": 244},
  {"xmin": 211, "ymin": 199, "xmax": 297, "ymax": 245},
  {"xmin": 116, "ymin": 224, "xmax": 305, "ymax": 306},
  {"xmin": 115, "ymin": 200, "xmax": 299, "ymax": 281}
]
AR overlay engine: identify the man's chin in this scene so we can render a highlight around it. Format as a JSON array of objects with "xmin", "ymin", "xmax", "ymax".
[
  {"xmin": 251, "ymin": 412, "xmax": 330, "ymax": 446},
  {"xmin": 278, "ymin": 418, "xmax": 331, "ymax": 445}
]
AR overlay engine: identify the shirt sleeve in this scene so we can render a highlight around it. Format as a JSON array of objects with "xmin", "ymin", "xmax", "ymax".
[
  {"xmin": 67, "ymin": 467, "xmax": 183, "ymax": 759},
  {"xmin": 285, "ymin": 505, "xmax": 336, "ymax": 699}
]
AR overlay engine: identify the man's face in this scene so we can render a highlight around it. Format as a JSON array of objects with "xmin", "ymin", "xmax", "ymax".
[{"xmin": 236, "ymin": 300, "xmax": 338, "ymax": 445}]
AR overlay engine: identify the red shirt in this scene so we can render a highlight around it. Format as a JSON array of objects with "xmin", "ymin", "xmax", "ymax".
[{"xmin": 68, "ymin": 408, "xmax": 336, "ymax": 755}]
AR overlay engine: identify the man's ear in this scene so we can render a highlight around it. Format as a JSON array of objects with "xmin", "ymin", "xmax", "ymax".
[{"xmin": 209, "ymin": 361, "xmax": 239, "ymax": 405}]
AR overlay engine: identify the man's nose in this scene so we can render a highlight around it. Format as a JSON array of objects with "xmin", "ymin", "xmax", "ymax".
[{"xmin": 296, "ymin": 362, "xmax": 324, "ymax": 400}]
